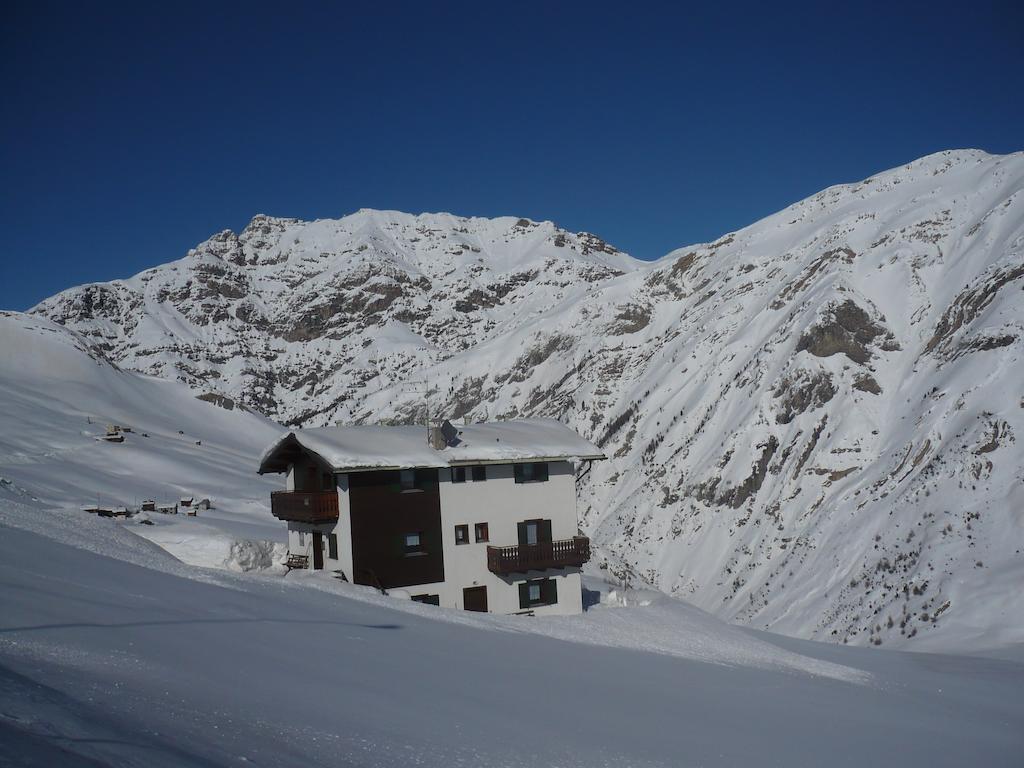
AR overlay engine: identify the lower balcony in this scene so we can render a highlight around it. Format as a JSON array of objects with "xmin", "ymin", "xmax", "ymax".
[
  {"xmin": 486, "ymin": 536, "xmax": 591, "ymax": 575},
  {"xmin": 270, "ymin": 490, "xmax": 339, "ymax": 524}
]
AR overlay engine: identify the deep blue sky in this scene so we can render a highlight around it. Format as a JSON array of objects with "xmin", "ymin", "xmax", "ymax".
[{"xmin": 2, "ymin": 1, "xmax": 1021, "ymax": 310}]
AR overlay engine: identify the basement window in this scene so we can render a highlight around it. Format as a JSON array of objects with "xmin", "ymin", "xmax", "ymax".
[
  {"xmin": 519, "ymin": 578, "xmax": 558, "ymax": 609},
  {"xmin": 455, "ymin": 524, "xmax": 469, "ymax": 545},
  {"xmin": 411, "ymin": 594, "xmax": 440, "ymax": 606}
]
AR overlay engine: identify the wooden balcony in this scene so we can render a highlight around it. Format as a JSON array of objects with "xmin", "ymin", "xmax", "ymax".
[
  {"xmin": 270, "ymin": 490, "xmax": 339, "ymax": 524},
  {"xmin": 486, "ymin": 536, "xmax": 591, "ymax": 575}
]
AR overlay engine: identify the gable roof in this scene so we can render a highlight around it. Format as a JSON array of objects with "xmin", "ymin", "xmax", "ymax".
[{"xmin": 258, "ymin": 418, "xmax": 604, "ymax": 474}]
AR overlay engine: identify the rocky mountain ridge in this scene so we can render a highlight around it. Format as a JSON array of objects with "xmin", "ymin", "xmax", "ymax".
[{"xmin": 33, "ymin": 149, "xmax": 1024, "ymax": 650}]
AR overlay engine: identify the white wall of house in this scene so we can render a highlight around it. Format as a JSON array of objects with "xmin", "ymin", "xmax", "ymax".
[
  {"xmin": 432, "ymin": 460, "xmax": 584, "ymax": 616},
  {"xmin": 286, "ymin": 523, "xmax": 342, "ymax": 568},
  {"xmin": 283, "ymin": 459, "xmax": 586, "ymax": 616}
]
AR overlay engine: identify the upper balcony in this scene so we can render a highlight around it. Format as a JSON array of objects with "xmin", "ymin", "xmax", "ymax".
[
  {"xmin": 270, "ymin": 490, "xmax": 339, "ymax": 524},
  {"xmin": 486, "ymin": 536, "xmax": 591, "ymax": 575}
]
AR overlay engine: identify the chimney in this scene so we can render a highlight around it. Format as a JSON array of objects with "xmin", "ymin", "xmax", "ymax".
[
  {"xmin": 428, "ymin": 419, "xmax": 460, "ymax": 449},
  {"xmin": 428, "ymin": 425, "xmax": 446, "ymax": 450}
]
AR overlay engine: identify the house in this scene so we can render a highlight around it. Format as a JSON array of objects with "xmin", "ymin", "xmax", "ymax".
[{"xmin": 258, "ymin": 418, "xmax": 604, "ymax": 616}]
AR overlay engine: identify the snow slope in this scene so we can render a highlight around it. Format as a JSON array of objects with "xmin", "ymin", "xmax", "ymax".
[
  {"xmin": 0, "ymin": 311, "xmax": 286, "ymax": 569},
  {"xmin": 29, "ymin": 149, "xmax": 1024, "ymax": 652},
  {"xmin": 2, "ymin": 496, "xmax": 1023, "ymax": 768}
]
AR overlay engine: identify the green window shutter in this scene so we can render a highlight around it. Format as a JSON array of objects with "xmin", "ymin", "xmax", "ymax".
[
  {"xmin": 517, "ymin": 521, "xmax": 528, "ymax": 547},
  {"xmin": 513, "ymin": 464, "xmax": 524, "ymax": 483},
  {"xmin": 519, "ymin": 582, "xmax": 531, "ymax": 609},
  {"xmin": 536, "ymin": 462, "xmax": 549, "ymax": 482},
  {"xmin": 541, "ymin": 578, "xmax": 557, "ymax": 605},
  {"xmin": 540, "ymin": 519, "xmax": 553, "ymax": 543}
]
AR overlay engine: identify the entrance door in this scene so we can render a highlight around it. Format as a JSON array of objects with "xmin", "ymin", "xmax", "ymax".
[
  {"xmin": 313, "ymin": 532, "xmax": 324, "ymax": 570},
  {"xmin": 518, "ymin": 519, "xmax": 552, "ymax": 546},
  {"xmin": 463, "ymin": 586, "xmax": 488, "ymax": 612}
]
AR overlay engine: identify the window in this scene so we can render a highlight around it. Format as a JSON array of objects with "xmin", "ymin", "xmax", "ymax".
[
  {"xmin": 411, "ymin": 594, "xmax": 440, "ymax": 606},
  {"xmin": 519, "ymin": 578, "xmax": 558, "ymax": 609},
  {"xmin": 455, "ymin": 524, "xmax": 469, "ymax": 545},
  {"xmin": 514, "ymin": 462, "xmax": 549, "ymax": 483},
  {"xmin": 400, "ymin": 468, "xmax": 416, "ymax": 491},
  {"xmin": 328, "ymin": 533, "xmax": 338, "ymax": 560},
  {"xmin": 298, "ymin": 531, "xmax": 307, "ymax": 547},
  {"xmin": 451, "ymin": 466, "xmax": 466, "ymax": 483},
  {"xmin": 474, "ymin": 522, "xmax": 489, "ymax": 543},
  {"xmin": 402, "ymin": 531, "xmax": 424, "ymax": 556},
  {"xmin": 471, "ymin": 465, "xmax": 486, "ymax": 482},
  {"xmin": 396, "ymin": 468, "xmax": 435, "ymax": 492},
  {"xmin": 525, "ymin": 521, "xmax": 538, "ymax": 545}
]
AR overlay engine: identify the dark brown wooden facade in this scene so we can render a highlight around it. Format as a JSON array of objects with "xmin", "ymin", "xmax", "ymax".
[{"xmin": 348, "ymin": 469, "xmax": 445, "ymax": 590}]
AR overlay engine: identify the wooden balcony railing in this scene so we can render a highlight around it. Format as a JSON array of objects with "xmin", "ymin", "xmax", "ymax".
[
  {"xmin": 486, "ymin": 536, "xmax": 591, "ymax": 575},
  {"xmin": 270, "ymin": 491, "xmax": 339, "ymax": 524}
]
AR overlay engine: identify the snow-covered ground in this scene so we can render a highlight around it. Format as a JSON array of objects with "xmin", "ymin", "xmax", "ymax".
[
  {"xmin": 3, "ymin": 496, "xmax": 1024, "ymax": 768},
  {"xmin": 0, "ymin": 311, "xmax": 286, "ymax": 572},
  {"xmin": 1, "ymin": 310, "xmax": 1023, "ymax": 766}
]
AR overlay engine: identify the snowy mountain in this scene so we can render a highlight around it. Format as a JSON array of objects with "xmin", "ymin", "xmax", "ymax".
[
  {"xmin": 30, "ymin": 149, "xmax": 1024, "ymax": 651},
  {"xmin": 2, "ymin": 305, "xmax": 1022, "ymax": 768},
  {"xmin": 32, "ymin": 210, "xmax": 634, "ymax": 424}
]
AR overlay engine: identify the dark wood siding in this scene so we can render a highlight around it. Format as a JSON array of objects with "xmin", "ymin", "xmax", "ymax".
[{"xmin": 348, "ymin": 469, "xmax": 445, "ymax": 589}]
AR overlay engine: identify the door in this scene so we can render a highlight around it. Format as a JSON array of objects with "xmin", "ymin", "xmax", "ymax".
[
  {"xmin": 313, "ymin": 532, "xmax": 324, "ymax": 570},
  {"xmin": 463, "ymin": 586, "xmax": 488, "ymax": 612},
  {"xmin": 518, "ymin": 519, "xmax": 552, "ymax": 546}
]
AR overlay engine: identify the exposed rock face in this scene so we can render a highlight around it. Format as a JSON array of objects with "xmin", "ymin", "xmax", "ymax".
[
  {"xmin": 796, "ymin": 300, "xmax": 895, "ymax": 364},
  {"xmin": 33, "ymin": 150, "xmax": 1024, "ymax": 650},
  {"xmin": 773, "ymin": 369, "xmax": 837, "ymax": 424}
]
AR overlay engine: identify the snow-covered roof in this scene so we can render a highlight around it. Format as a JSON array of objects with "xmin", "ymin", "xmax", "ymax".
[{"xmin": 258, "ymin": 418, "xmax": 604, "ymax": 473}]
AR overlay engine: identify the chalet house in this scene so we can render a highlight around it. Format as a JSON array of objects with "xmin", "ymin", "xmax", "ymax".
[{"xmin": 258, "ymin": 418, "xmax": 604, "ymax": 616}]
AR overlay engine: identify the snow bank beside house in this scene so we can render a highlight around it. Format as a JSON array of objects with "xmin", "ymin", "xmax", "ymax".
[{"xmin": 129, "ymin": 514, "xmax": 286, "ymax": 573}]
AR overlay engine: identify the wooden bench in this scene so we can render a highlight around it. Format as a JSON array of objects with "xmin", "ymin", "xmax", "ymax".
[{"xmin": 285, "ymin": 554, "xmax": 309, "ymax": 572}]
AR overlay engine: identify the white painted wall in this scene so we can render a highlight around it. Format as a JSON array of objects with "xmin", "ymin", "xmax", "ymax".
[{"xmin": 433, "ymin": 461, "xmax": 584, "ymax": 616}]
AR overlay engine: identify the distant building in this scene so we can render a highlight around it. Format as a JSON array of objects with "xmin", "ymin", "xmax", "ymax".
[{"xmin": 258, "ymin": 418, "xmax": 603, "ymax": 615}]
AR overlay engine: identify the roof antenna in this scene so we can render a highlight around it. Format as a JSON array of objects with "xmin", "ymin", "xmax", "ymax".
[{"xmin": 406, "ymin": 376, "xmax": 433, "ymax": 444}]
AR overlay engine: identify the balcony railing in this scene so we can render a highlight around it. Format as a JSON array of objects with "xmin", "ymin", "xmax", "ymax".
[
  {"xmin": 486, "ymin": 536, "xmax": 591, "ymax": 575},
  {"xmin": 270, "ymin": 490, "xmax": 339, "ymax": 524}
]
